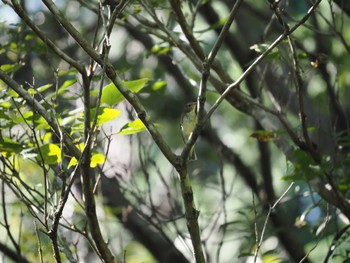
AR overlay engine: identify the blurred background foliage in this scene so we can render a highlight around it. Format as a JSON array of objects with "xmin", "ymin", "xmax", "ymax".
[{"xmin": 0, "ymin": 0, "xmax": 350, "ymax": 262}]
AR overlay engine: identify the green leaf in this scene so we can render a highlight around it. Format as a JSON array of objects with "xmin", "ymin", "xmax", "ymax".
[
  {"xmin": 150, "ymin": 45, "xmax": 171, "ymax": 56},
  {"xmin": 0, "ymin": 111, "xmax": 10, "ymax": 120},
  {"xmin": 8, "ymin": 89, "xmax": 19, "ymax": 98},
  {"xmin": 38, "ymin": 144, "xmax": 62, "ymax": 164},
  {"xmin": 118, "ymin": 118, "xmax": 147, "ymax": 135},
  {"xmin": 35, "ymin": 115, "xmax": 50, "ymax": 130},
  {"xmin": 0, "ymin": 100, "xmax": 12, "ymax": 109},
  {"xmin": 70, "ymin": 122, "xmax": 84, "ymax": 136},
  {"xmin": 42, "ymin": 132, "xmax": 52, "ymax": 143},
  {"xmin": 282, "ymin": 149, "xmax": 321, "ymax": 181},
  {"xmin": 0, "ymin": 63, "xmax": 22, "ymax": 73},
  {"xmin": 101, "ymin": 78, "xmax": 148, "ymax": 106},
  {"xmin": 0, "ymin": 137, "xmax": 23, "ymax": 156},
  {"xmin": 262, "ymin": 254, "xmax": 284, "ymax": 263},
  {"xmin": 250, "ymin": 43, "xmax": 280, "ymax": 59},
  {"xmin": 27, "ymin": 88, "xmax": 37, "ymax": 96},
  {"xmin": 91, "ymin": 107, "xmax": 121, "ymax": 127},
  {"xmin": 37, "ymin": 83, "xmax": 53, "ymax": 93},
  {"xmin": 68, "ymin": 157, "xmax": 77, "ymax": 168},
  {"xmin": 68, "ymin": 152, "xmax": 105, "ymax": 168},
  {"xmin": 151, "ymin": 81, "xmax": 167, "ymax": 91},
  {"xmin": 13, "ymin": 110, "xmax": 34, "ymax": 124},
  {"xmin": 90, "ymin": 153, "xmax": 105, "ymax": 168},
  {"xmin": 57, "ymin": 68, "xmax": 78, "ymax": 77},
  {"xmin": 57, "ymin": 78, "xmax": 77, "ymax": 95}
]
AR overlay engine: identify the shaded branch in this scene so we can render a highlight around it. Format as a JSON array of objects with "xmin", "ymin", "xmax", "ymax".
[
  {"xmin": 101, "ymin": 175, "xmax": 190, "ymax": 263},
  {"xmin": 0, "ymin": 70, "xmax": 81, "ymax": 159},
  {"xmin": 0, "ymin": 241, "xmax": 30, "ymax": 263}
]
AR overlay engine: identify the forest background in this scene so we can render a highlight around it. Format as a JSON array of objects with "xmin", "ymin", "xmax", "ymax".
[{"xmin": 0, "ymin": 0, "xmax": 350, "ymax": 262}]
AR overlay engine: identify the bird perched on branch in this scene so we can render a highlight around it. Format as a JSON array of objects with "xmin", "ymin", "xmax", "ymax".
[{"xmin": 181, "ymin": 102, "xmax": 197, "ymax": 161}]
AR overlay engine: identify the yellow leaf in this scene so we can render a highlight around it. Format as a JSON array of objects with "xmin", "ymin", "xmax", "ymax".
[{"xmin": 118, "ymin": 118, "xmax": 146, "ymax": 135}]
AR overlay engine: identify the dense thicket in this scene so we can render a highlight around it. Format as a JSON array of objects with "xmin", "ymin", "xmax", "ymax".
[{"xmin": 0, "ymin": 1, "xmax": 349, "ymax": 262}]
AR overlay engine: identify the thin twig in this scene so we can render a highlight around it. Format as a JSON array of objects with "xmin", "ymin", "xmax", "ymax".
[
  {"xmin": 254, "ymin": 182, "xmax": 294, "ymax": 260},
  {"xmin": 203, "ymin": 0, "xmax": 323, "ymax": 125},
  {"xmin": 206, "ymin": 0, "xmax": 244, "ymax": 66},
  {"xmin": 34, "ymin": 220, "xmax": 44, "ymax": 263}
]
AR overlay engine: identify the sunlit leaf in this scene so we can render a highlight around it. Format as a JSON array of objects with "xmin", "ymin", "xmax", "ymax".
[
  {"xmin": 37, "ymin": 83, "xmax": 53, "ymax": 93},
  {"xmin": 68, "ymin": 152, "xmax": 105, "ymax": 168},
  {"xmin": 0, "ymin": 137, "xmax": 23, "ymax": 156},
  {"xmin": 0, "ymin": 63, "xmax": 22, "ymax": 73},
  {"xmin": 13, "ymin": 110, "xmax": 33, "ymax": 124},
  {"xmin": 38, "ymin": 144, "xmax": 62, "ymax": 164},
  {"xmin": 70, "ymin": 122, "xmax": 84, "ymax": 135},
  {"xmin": 262, "ymin": 254, "xmax": 282, "ymax": 263},
  {"xmin": 90, "ymin": 107, "xmax": 121, "ymax": 127},
  {"xmin": 150, "ymin": 45, "xmax": 171, "ymax": 55},
  {"xmin": 90, "ymin": 89, "xmax": 99, "ymax": 96},
  {"xmin": 101, "ymin": 78, "xmax": 148, "ymax": 106},
  {"xmin": 27, "ymin": 88, "xmax": 38, "ymax": 95},
  {"xmin": 118, "ymin": 118, "xmax": 147, "ymax": 135},
  {"xmin": 90, "ymin": 153, "xmax": 105, "ymax": 168},
  {"xmin": 8, "ymin": 89, "xmax": 19, "ymax": 98},
  {"xmin": 42, "ymin": 132, "xmax": 52, "ymax": 143},
  {"xmin": 0, "ymin": 100, "xmax": 12, "ymax": 109},
  {"xmin": 68, "ymin": 157, "xmax": 77, "ymax": 168},
  {"xmin": 152, "ymin": 81, "xmax": 167, "ymax": 91},
  {"xmin": 35, "ymin": 115, "xmax": 50, "ymax": 130}
]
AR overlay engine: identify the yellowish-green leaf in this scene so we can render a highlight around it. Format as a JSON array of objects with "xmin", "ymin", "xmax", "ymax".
[
  {"xmin": 13, "ymin": 111, "xmax": 33, "ymax": 124},
  {"xmin": 42, "ymin": 132, "xmax": 52, "ymax": 143},
  {"xmin": 0, "ymin": 63, "xmax": 22, "ymax": 73},
  {"xmin": 262, "ymin": 254, "xmax": 282, "ymax": 263},
  {"xmin": 57, "ymin": 68, "xmax": 78, "ymax": 77},
  {"xmin": 38, "ymin": 144, "xmax": 62, "ymax": 164},
  {"xmin": 37, "ymin": 83, "xmax": 53, "ymax": 93},
  {"xmin": 57, "ymin": 78, "xmax": 77, "ymax": 95},
  {"xmin": 0, "ymin": 138, "xmax": 23, "ymax": 156},
  {"xmin": 68, "ymin": 157, "xmax": 77, "ymax": 168},
  {"xmin": 77, "ymin": 143, "xmax": 84, "ymax": 151},
  {"xmin": 27, "ymin": 88, "xmax": 37, "ymax": 95},
  {"xmin": 150, "ymin": 45, "xmax": 171, "ymax": 55},
  {"xmin": 35, "ymin": 116, "xmax": 50, "ymax": 130},
  {"xmin": 90, "ymin": 153, "xmax": 105, "ymax": 168},
  {"xmin": 118, "ymin": 118, "xmax": 146, "ymax": 135},
  {"xmin": 67, "ymin": 152, "xmax": 105, "ymax": 168},
  {"xmin": 8, "ymin": 89, "xmax": 19, "ymax": 98},
  {"xmin": 152, "ymin": 81, "xmax": 167, "ymax": 91},
  {"xmin": 0, "ymin": 100, "xmax": 12, "ymax": 108},
  {"xmin": 101, "ymin": 78, "xmax": 148, "ymax": 106},
  {"xmin": 91, "ymin": 107, "xmax": 121, "ymax": 127}
]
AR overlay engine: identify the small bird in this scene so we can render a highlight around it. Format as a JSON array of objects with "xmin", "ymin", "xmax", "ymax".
[{"xmin": 181, "ymin": 102, "xmax": 197, "ymax": 161}]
